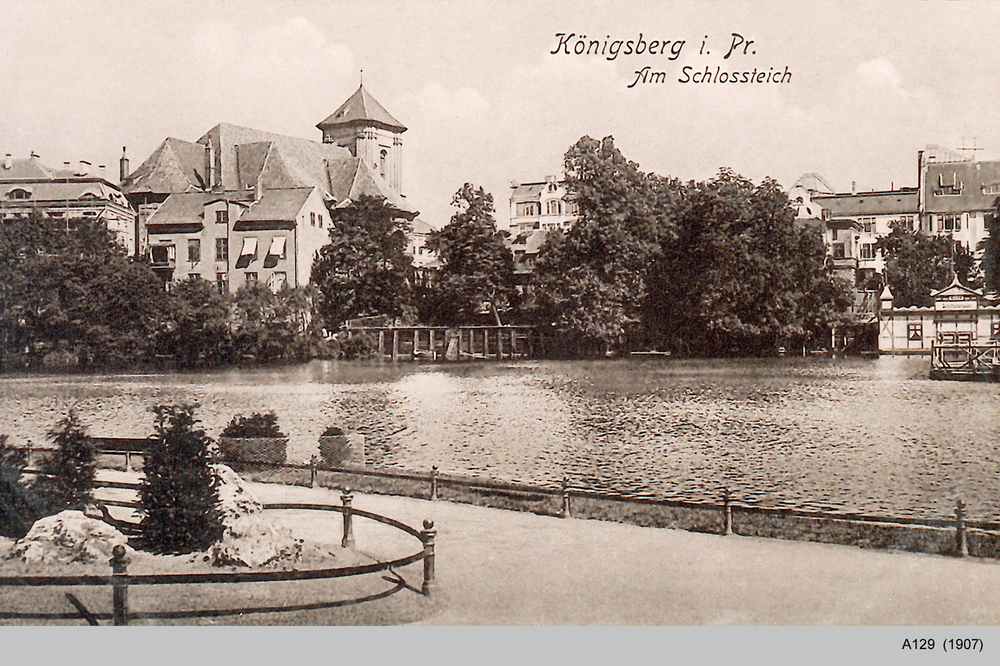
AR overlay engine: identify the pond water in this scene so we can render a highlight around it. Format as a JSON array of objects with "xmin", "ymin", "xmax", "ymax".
[{"xmin": 2, "ymin": 356, "xmax": 999, "ymax": 521}]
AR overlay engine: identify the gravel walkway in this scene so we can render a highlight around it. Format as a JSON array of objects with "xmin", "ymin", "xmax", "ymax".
[{"xmin": 245, "ymin": 481, "xmax": 1000, "ymax": 625}]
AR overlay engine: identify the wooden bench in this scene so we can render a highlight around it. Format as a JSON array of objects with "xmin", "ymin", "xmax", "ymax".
[{"xmin": 92, "ymin": 437, "xmax": 150, "ymax": 471}]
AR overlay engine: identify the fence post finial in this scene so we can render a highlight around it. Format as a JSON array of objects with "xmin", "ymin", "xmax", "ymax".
[
  {"xmin": 723, "ymin": 488, "xmax": 733, "ymax": 535},
  {"xmin": 421, "ymin": 519, "xmax": 437, "ymax": 596},
  {"xmin": 430, "ymin": 465, "xmax": 439, "ymax": 500},
  {"xmin": 341, "ymin": 489, "xmax": 355, "ymax": 548},
  {"xmin": 561, "ymin": 477, "xmax": 572, "ymax": 518},
  {"xmin": 110, "ymin": 544, "xmax": 129, "ymax": 626}
]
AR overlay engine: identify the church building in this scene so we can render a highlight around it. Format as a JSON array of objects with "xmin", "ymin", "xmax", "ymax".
[{"xmin": 121, "ymin": 84, "xmax": 417, "ymax": 293}]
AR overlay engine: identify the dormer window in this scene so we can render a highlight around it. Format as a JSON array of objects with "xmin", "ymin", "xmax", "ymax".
[{"xmin": 6, "ymin": 188, "xmax": 30, "ymax": 200}]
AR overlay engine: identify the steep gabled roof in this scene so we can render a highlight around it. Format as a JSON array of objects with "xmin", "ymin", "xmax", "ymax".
[
  {"xmin": 145, "ymin": 192, "xmax": 215, "ymax": 231},
  {"xmin": 327, "ymin": 155, "xmax": 417, "ymax": 217},
  {"xmin": 925, "ymin": 160, "xmax": 1000, "ymax": 213},
  {"xmin": 316, "ymin": 85, "xmax": 406, "ymax": 133},
  {"xmin": 121, "ymin": 138, "xmax": 207, "ymax": 194},
  {"xmin": 237, "ymin": 188, "xmax": 314, "ymax": 225}
]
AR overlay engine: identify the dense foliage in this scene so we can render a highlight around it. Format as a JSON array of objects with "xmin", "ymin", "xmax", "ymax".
[
  {"xmin": 0, "ymin": 435, "xmax": 43, "ymax": 539},
  {"xmin": 311, "ymin": 195, "xmax": 413, "ymax": 328},
  {"xmin": 220, "ymin": 412, "xmax": 286, "ymax": 439},
  {"xmin": 140, "ymin": 404, "xmax": 223, "ymax": 553},
  {"xmin": 0, "ymin": 214, "xmax": 168, "ymax": 369},
  {"xmin": 876, "ymin": 222, "xmax": 978, "ymax": 308},
  {"xmin": 34, "ymin": 411, "xmax": 97, "ymax": 513},
  {"xmin": 530, "ymin": 137, "xmax": 852, "ymax": 356},
  {"xmin": 420, "ymin": 184, "xmax": 517, "ymax": 325},
  {"xmin": 978, "ymin": 199, "xmax": 1000, "ymax": 294}
]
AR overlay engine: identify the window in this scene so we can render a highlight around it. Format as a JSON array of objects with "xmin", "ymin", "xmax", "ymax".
[
  {"xmin": 269, "ymin": 271, "xmax": 286, "ymax": 293},
  {"xmin": 907, "ymin": 323, "xmax": 922, "ymax": 341},
  {"xmin": 216, "ymin": 209, "xmax": 229, "ymax": 225},
  {"xmin": 6, "ymin": 189, "xmax": 30, "ymax": 200},
  {"xmin": 317, "ymin": 212, "xmax": 324, "ymax": 228},
  {"xmin": 984, "ymin": 183, "xmax": 1000, "ymax": 195},
  {"xmin": 188, "ymin": 273, "xmax": 199, "ymax": 281},
  {"xmin": 216, "ymin": 272, "xmax": 228, "ymax": 294},
  {"xmin": 832, "ymin": 243, "xmax": 846, "ymax": 259},
  {"xmin": 310, "ymin": 212, "xmax": 316, "ymax": 227},
  {"xmin": 150, "ymin": 245, "xmax": 173, "ymax": 265},
  {"xmin": 565, "ymin": 200, "xmax": 579, "ymax": 215},
  {"xmin": 380, "ymin": 149, "xmax": 388, "ymax": 178},
  {"xmin": 188, "ymin": 239, "xmax": 200, "ymax": 263},
  {"xmin": 516, "ymin": 202, "xmax": 540, "ymax": 217},
  {"xmin": 216, "ymin": 238, "xmax": 228, "ymax": 262},
  {"xmin": 546, "ymin": 200, "xmax": 563, "ymax": 215},
  {"xmin": 942, "ymin": 214, "xmax": 960, "ymax": 232},
  {"xmin": 831, "ymin": 228, "xmax": 838, "ymax": 240},
  {"xmin": 992, "ymin": 322, "xmax": 1000, "ymax": 340},
  {"xmin": 862, "ymin": 217, "xmax": 873, "ymax": 234},
  {"xmin": 245, "ymin": 271, "xmax": 257, "ymax": 285},
  {"xmin": 860, "ymin": 243, "xmax": 875, "ymax": 260}
]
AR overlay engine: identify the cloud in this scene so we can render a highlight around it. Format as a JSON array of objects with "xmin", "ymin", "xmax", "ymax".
[
  {"xmin": 413, "ymin": 82, "xmax": 489, "ymax": 121},
  {"xmin": 855, "ymin": 57, "xmax": 910, "ymax": 98}
]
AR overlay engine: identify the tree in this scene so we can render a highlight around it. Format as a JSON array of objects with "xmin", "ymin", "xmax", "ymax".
[
  {"xmin": 422, "ymin": 184, "xmax": 517, "ymax": 325},
  {"xmin": 34, "ymin": 411, "xmax": 97, "ymax": 513},
  {"xmin": 312, "ymin": 195, "xmax": 413, "ymax": 328},
  {"xmin": 159, "ymin": 277, "xmax": 232, "ymax": 366},
  {"xmin": 140, "ymin": 404, "xmax": 223, "ymax": 553},
  {"xmin": 877, "ymin": 223, "xmax": 977, "ymax": 308},
  {"xmin": 646, "ymin": 169, "xmax": 851, "ymax": 355},
  {"xmin": 532, "ymin": 136, "xmax": 675, "ymax": 354},
  {"xmin": 978, "ymin": 198, "xmax": 1000, "ymax": 294},
  {"xmin": 0, "ymin": 435, "xmax": 44, "ymax": 538},
  {"xmin": 231, "ymin": 283, "xmax": 315, "ymax": 362},
  {"xmin": 0, "ymin": 213, "xmax": 168, "ymax": 369}
]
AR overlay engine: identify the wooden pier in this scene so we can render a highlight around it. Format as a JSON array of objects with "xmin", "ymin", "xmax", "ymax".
[
  {"xmin": 342, "ymin": 325, "xmax": 537, "ymax": 362},
  {"xmin": 929, "ymin": 342, "xmax": 1000, "ymax": 381}
]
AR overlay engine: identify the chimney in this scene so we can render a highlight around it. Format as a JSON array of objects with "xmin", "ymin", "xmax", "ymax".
[
  {"xmin": 119, "ymin": 147, "xmax": 129, "ymax": 182},
  {"xmin": 98, "ymin": 165, "xmax": 106, "ymax": 178},
  {"xmin": 3, "ymin": 154, "xmax": 11, "ymax": 169},
  {"xmin": 511, "ymin": 180, "xmax": 520, "ymax": 189},
  {"xmin": 207, "ymin": 142, "xmax": 216, "ymax": 189},
  {"xmin": 851, "ymin": 181, "xmax": 857, "ymax": 195},
  {"xmin": 77, "ymin": 160, "xmax": 91, "ymax": 176}
]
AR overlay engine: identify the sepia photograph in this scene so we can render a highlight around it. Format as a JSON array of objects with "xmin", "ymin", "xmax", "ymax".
[{"xmin": 2, "ymin": 0, "xmax": 1000, "ymax": 659}]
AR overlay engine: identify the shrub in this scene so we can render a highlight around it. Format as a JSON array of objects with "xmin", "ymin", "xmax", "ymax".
[
  {"xmin": 220, "ymin": 412, "xmax": 285, "ymax": 439},
  {"xmin": 0, "ymin": 436, "xmax": 44, "ymax": 539},
  {"xmin": 219, "ymin": 412, "xmax": 287, "ymax": 465},
  {"xmin": 320, "ymin": 426, "xmax": 344, "ymax": 437},
  {"xmin": 35, "ymin": 411, "xmax": 96, "ymax": 513},
  {"xmin": 140, "ymin": 404, "xmax": 223, "ymax": 553}
]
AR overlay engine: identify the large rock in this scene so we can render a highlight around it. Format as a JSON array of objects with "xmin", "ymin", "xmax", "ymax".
[
  {"xmin": 209, "ymin": 464, "xmax": 303, "ymax": 568},
  {"xmin": 7, "ymin": 511, "xmax": 132, "ymax": 565}
]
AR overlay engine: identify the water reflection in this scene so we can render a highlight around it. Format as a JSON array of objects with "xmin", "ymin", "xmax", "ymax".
[{"xmin": 2, "ymin": 356, "xmax": 998, "ymax": 520}]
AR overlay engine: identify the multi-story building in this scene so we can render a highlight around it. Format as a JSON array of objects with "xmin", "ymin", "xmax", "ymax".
[
  {"xmin": 811, "ymin": 188, "xmax": 919, "ymax": 286},
  {"xmin": 509, "ymin": 176, "xmax": 578, "ymax": 234},
  {"xmin": 121, "ymin": 84, "xmax": 417, "ymax": 293},
  {"xmin": 918, "ymin": 148, "xmax": 999, "ymax": 253},
  {"xmin": 1, "ymin": 154, "xmax": 137, "ymax": 254}
]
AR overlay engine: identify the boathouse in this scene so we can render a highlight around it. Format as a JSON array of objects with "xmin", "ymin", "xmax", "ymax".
[{"xmin": 878, "ymin": 279, "xmax": 1000, "ymax": 355}]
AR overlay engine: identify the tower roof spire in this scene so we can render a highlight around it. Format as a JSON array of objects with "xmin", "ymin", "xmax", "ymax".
[{"xmin": 317, "ymin": 83, "xmax": 406, "ymax": 133}]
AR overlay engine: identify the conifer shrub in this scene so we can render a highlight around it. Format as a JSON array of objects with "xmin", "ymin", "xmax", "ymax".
[
  {"xmin": 140, "ymin": 404, "xmax": 223, "ymax": 553},
  {"xmin": 35, "ymin": 411, "xmax": 97, "ymax": 513},
  {"xmin": 218, "ymin": 412, "xmax": 287, "ymax": 465},
  {"xmin": 0, "ymin": 435, "xmax": 44, "ymax": 539}
]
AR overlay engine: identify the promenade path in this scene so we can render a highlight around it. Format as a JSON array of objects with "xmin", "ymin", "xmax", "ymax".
[{"xmin": 246, "ymin": 481, "xmax": 1000, "ymax": 626}]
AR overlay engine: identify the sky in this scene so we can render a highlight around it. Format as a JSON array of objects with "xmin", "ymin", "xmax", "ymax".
[{"xmin": 4, "ymin": 0, "xmax": 1000, "ymax": 229}]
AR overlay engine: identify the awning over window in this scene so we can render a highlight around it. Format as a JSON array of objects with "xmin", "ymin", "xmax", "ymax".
[
  {"xmin": 267, "ymin": 236, "xmax": 286, "ymax": 257},
  {"xmin": 235, "ymin": 237, "xmax": 257, "ymax": 268}
]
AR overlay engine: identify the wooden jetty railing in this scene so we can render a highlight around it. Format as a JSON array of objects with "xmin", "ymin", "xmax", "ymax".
[
  {"xmin": 929, "ymin": 342, "xmax": 1000, "ymax": 381},
  {"xmin": 342, "ymin": 325, "xmax": 537, "ymax": 362}
]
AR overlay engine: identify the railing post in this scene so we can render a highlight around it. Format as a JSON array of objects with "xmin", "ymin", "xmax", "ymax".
[
  {"xmin": 310, "ymin": 455, "xmax": 317, "ymax": 488},
  {"xmin": 956, "ymin": 498, "xmax": 969, "ymax": 557},
  {"xmin": 430, "ymin": 465, "xmax": 438, "ymax": 500},
  {"xmin": 110, "ymin": 544, "xmax": 129, "ymax": 626},
  {"xmin": 25, "ymin": 441, "xmax": 32, "ymax": 469},
  {"xmin": 722, "ymin": 488, "xmax": 734, "ymax": 535},
  {"xmin": 561, "ymin": 477, "xmax": 572, "ymax": 518},
  {"xmin": 341, "ymin": 489, "xmax": 355, "ymax": 548},
  {"xmin": 421, "ymin": 519, "xmax": 436, "ymax": 596}
]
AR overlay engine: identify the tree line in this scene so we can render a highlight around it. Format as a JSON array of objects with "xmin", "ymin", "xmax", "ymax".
[
  {"xmin": 5, "ymin": 135, "xmax": 999, "ymax": 369},
  {"xmin": 0, "ymin": 214, "xmax": 324, "ymax": 371}
]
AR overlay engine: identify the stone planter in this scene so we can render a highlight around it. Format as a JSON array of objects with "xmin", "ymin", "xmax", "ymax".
[
  {"xmin": 318, "ymin": 432, "xmax": 365, "ymax": 469},
  {"xmin": 218, "ymin": 437, "xmax": 287, "ymax": 465}
]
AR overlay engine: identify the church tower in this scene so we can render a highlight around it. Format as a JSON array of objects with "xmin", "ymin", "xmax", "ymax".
[{"xmin": 317, "ymin": 84, "xmax": 406, "ymax": 194}]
